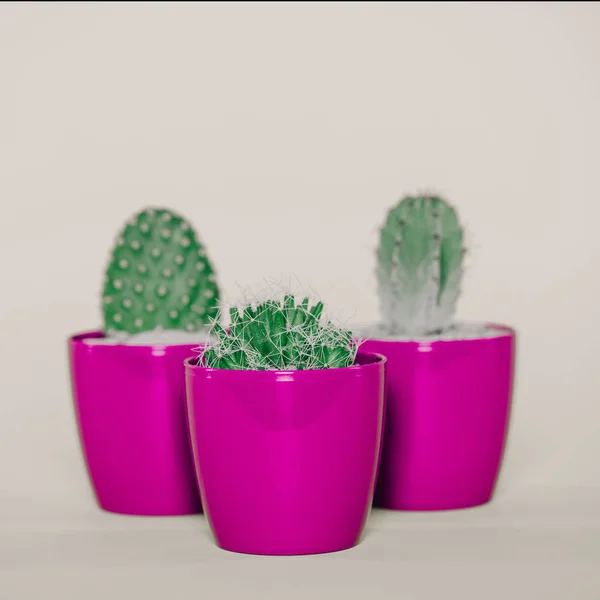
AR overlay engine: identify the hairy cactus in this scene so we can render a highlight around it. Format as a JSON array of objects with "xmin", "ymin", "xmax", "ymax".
[
  {"xmin": 102, "ymin": 207, "xmax": 220, "ymax": 336},
  {"xmin": 376, "ymin": 194, "xmax": 465, "ymax": 336},
  {"xmin": 200, "ymin": 295, "xmax": 359, "ymax": 370}
]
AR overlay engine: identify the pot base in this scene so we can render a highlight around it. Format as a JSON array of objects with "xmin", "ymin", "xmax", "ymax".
[
  {"xmin": 374, "ymin": 495, "xmax": 493, "ymax": 512},
  {"xmin": 213, "ymin": 538, "xmax": 362, "ymax": 556},
  {"xmin": 97, "ymin": 503, "xmax": 202, "ymax": 517}
]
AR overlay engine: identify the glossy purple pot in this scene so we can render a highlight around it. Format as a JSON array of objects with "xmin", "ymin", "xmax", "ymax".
[
  {"xmin": 68, "ymin": 330, "xmax": 202, "ymax": 516},
  {"xmin": 361, "ymin": 324, "xmax": 516, "ymax": 511},
  {"xmin": 184, "ymin": 351, "xmax": 386, "ymax": 555}
]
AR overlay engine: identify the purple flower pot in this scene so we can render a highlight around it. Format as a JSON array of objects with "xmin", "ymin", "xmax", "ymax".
[
  {"xmin": 184, "ymin": 351, "xmax": 387, "ymax": 555},
  {"xmin": 360, "ymin": 324, "xmax": 516, "ymax": 511},
  {"xmin": 68, "ymin": 330, "xmax": 202, "ymax": 516}
]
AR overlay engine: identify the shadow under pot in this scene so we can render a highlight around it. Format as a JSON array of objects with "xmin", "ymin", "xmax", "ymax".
[
  {"xmin": 361, "ymin": 323, "xmax": 516, "ymax": 511},
  {"xmin": 184, "ymin": 350, "xmax": 387, "ymax": 556},
  {"xmin": 68, "ymin": 330, "xmax": 203, "ymax": 516}
]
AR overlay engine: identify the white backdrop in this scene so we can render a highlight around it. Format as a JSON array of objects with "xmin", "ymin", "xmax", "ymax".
[{"xmin": 1, "ymin": 2, "xmax": 599, "ymax": 509}]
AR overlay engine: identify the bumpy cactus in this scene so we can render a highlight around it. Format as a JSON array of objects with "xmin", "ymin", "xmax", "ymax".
[
  {"xmin": 200, "ymin": 295, "xmax": 358, "ymax": 370},
  {"xmin": 102, "ymin": 207, "xmax": 220, "ymax": 336},
  {"xmin": 376, "ymin": 194, "xmax": 465, "ymax": 336}
]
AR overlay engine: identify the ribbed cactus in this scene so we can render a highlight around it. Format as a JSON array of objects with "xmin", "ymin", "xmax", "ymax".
[
  {"xmin": 200, "ymin": 295, "xmax": 358, "ymax": 370},
  {"xmin": 376, "ymin": 194, "xmax": 465, "ymax": 336},
  {"xmin": 102, "ymin": 207, "xmax": 220, "ymax": 336}
]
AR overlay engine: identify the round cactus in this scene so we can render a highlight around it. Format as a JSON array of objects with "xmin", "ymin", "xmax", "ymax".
[
  {"xmin": 102, "ymin": 207, "xmax": 220, "ymax": 336},
  {"xmin": 200, "ymin": 294, "xmax": 359, "ymax": 371},
  {"xmin": 376, "ymin": 194, "xmax": 465, "ymax": 336}
]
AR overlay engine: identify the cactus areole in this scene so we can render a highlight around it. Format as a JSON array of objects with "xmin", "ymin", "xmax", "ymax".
[
  {"xmin": 102, "ymin": 207, "xmax": 220, "ymax": 337},
  {"xmin": 376, "ymin": 194, "xmax": 466, "ymax": 338}
]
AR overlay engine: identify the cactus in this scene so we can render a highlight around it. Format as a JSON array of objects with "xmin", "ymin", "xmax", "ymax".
[
  {"xmin": 102, "ymin": 207, "xmax": 220, "ymax": 336},
  {"xmin": 376, "ymin": 194, "xmax": 465, "ymax": 337},
  {"xmin": 200, "ymin": 295, "xmax": 359, "ymax": 370}
]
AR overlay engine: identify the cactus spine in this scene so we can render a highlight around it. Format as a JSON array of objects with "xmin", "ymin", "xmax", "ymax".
[
  {"xmin": 102, "ymin": 207, "xmax": 220, "ymax": 336},
  {"xmin": 376, "ymin": 194, "xmax": 465, "ymax": 336},
  {"xmin": 200, "ymin": 295, "xmax": 358, "ymax": 371}
]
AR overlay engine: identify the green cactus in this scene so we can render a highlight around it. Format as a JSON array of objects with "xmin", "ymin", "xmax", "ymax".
[
  {"xmin": 376, "ymin": 194, "xmax": 465, "ymax": 336},
  {"xmin": 200, "ymin": 295, "xmax": 358, "ymax": 370},
  {"xmin": 102, "ymin": 207, "xmax": 220, "ymax": 336}
]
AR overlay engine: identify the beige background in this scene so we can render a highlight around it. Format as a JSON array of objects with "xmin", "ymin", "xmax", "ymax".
[{"xmin": 1, "ymin": 3, "xmax": 599, "ymax": 598}]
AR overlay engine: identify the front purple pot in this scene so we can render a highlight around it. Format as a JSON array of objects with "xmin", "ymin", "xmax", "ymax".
[
  {"xmin": 68, "ymin": 330, "xmax": 202, "ymax": 516},
  {"xmin": 184, "ymin": 351, "xmax": 386, "ymax": 555},
  {"xmin": 361, "ymin": 324, "xmax": 516, "ymax": 511}
]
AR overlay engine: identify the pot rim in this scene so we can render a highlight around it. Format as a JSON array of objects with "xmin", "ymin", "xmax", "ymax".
[
  {"xmin": 68, "ymin": 329, "xmax": 208, "ymax": 352},
  {"xmin": 184, "ymin": 349, "xmax": 387, "ymax": 377},
  {"xmin": 359, "ymin": 322, "xmax": 515, "ymax": 346}
]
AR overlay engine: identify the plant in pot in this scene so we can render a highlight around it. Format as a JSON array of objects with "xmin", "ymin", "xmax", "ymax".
[
  {"xmin": 68, "ymin": 207, "xmax": 220, "ymax": 516},
  {"xmin": 360, "ymin": 193, "xmax": 516, "ymax": 511},
  {"xmin": 184, "ymin": 283, "xmax": 387, "ymax": 555}
]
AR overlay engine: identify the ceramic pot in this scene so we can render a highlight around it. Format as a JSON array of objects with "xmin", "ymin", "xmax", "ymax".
[
  {"xmin": 361, "ymin": 324, "xmax": 516, "ymax": 511},
  {"xmin": 184, "ymin": 350, "xmax": 387, "ymax": 555},
  {"xmin": 68, "ymin": 330, "xmax": 202, "ymax": 515}
]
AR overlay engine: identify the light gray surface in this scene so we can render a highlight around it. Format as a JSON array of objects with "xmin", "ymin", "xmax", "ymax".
[
  {"xmin": 2, "ymin": 1, "xmax": 600, "ymax": 505},
  {"xmin": 2, "ymin": 4, "xmax": 599, "ymax": 598},
  {"xmin": 2, "ymin": 485, "xmax": 599, "ymax": 600}
]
